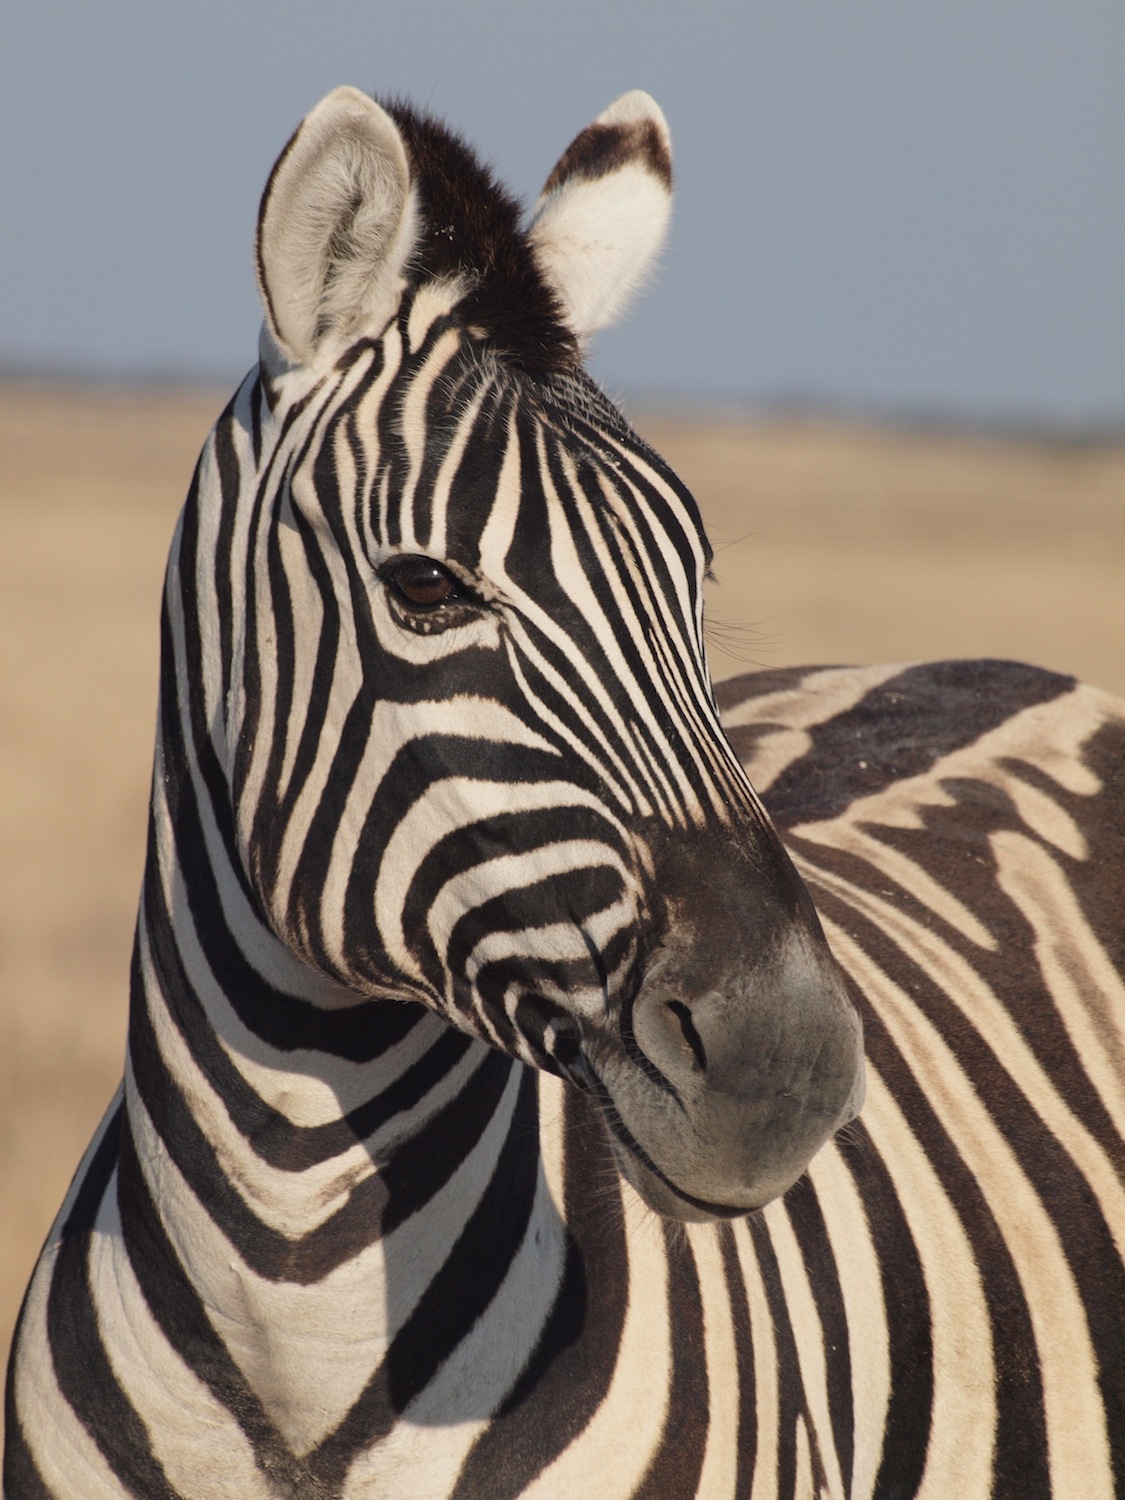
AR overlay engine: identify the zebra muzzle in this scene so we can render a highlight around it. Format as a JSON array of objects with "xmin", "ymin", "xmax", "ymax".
[{"xmin": 592, "ymin": 839, "xmax": 865, "ymax": 1221}]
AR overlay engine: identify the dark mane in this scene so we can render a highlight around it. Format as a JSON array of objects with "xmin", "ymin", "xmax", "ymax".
[{"xmin": 383, "ymin": 99, "xmax": 579, "ymax": 378}]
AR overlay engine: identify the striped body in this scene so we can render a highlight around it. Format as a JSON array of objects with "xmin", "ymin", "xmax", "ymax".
[
  {"xmin": 6, "ymin": 87, "xmax": 1124, "ymax": 1499},
  {"xmin": 720, "ymin": 661, "xmax": 1125, "ymax": 1498}
]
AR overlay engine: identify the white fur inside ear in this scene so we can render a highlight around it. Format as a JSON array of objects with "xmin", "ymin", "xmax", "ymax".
[
  {"xmin": 256, "ymin": 86, "xmax": 417, "ymax": 366},
  {"xmin": 529, "ymin": 91, "xmax": 673, "ymax": 341}
]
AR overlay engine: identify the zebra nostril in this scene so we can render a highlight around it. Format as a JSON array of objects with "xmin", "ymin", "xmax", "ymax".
[{"xmin": 667, "ymin": 1000, "xmax": 708, "ymax": 1073}]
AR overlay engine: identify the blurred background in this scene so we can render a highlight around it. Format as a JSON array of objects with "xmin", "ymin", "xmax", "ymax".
[{"xmin": 1, "ymin": 0, "xmax": 1123, "ymax": 1398}]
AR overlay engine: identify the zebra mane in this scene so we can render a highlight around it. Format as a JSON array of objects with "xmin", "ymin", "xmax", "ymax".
[{"xmin": 383, "ymin": 99, "xmax": 580, "ymax": 379}]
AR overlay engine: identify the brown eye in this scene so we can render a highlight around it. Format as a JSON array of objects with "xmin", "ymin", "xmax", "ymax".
[{"xmin": 383, "ymin": 555, "xmax": 460, "ymax": 609}]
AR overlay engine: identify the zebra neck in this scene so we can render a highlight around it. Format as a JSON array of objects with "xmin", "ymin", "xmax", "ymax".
[{"xmin": 123, "ymin": 849, "xmax": 567, "ymax": 1457}]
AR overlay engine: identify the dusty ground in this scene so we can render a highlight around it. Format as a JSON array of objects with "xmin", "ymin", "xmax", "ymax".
[{"xmin": 1, "ymin": 381, "xmax": 1122, "ymax": 1395}]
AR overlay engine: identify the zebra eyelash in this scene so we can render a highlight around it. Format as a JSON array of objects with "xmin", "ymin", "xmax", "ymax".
[{"xmin": 378, "ymin": 554, "xmax": 489, "ymax": 633}]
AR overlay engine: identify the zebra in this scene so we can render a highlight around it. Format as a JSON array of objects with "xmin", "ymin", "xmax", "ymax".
[{"xmin": 4, "ymin": 82, "xmax": 1122, "ymax": 1500}]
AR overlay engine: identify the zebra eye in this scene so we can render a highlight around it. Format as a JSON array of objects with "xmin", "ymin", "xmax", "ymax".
[{"xmin": 382, "ymin": 556, "xmax": 459, "ymax": 610}]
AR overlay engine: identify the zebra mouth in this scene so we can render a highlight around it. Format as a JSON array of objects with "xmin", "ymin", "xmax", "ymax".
[
  {"xmin": 552, "ymin": 1034, "xmax": 740, "ymax": 1217},
  {"xmin": 605, "ymin": 1112, "xmax": 766, "ymax": 1223},
  {"xmin": 565, "ymin": 991, "xmax": 862, "ymax": 1224},
  {"xmin": 574, "ymin": 1059, "xmax": 775, "ymax": 1222}
]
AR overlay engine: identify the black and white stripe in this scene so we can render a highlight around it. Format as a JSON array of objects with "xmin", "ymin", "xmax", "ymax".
[
  {"xmin": 718, "ymin": 660, "xmax": 1125, "ymax": 1498},
  {"xmin": 6, "ymin": 87, "xmax": 1122, "ymax": 1500}
]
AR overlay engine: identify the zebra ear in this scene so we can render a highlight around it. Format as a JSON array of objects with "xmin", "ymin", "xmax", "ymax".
[
  {"xmin": 528, "ymin": 91, "xmax": 673, "ymax": 342},
  {"xmin": 256, "ymin": 87, "xmax": 417, "ymax": 367}
]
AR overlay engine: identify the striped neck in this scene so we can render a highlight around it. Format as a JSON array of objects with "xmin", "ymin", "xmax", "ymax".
[{"xmin": 122, "ymin": 676, "xmax": 567, "ymax": 1459}]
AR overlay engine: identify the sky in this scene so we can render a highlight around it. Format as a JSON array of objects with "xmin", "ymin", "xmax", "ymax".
[{"xmin": 1, "ymin": 1, "xmax": 1122, "ymax": 424}]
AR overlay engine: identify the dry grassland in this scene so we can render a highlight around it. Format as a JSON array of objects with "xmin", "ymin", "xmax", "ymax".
[{"xmin": 1, "ymin": 381, "xmax": 1122, "ymax": 1392}]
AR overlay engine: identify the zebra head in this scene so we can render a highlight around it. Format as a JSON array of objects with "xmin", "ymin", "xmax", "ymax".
[{"xmin": 202, "ymin": 86, "xmax": 863, "ymax": 1223}]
